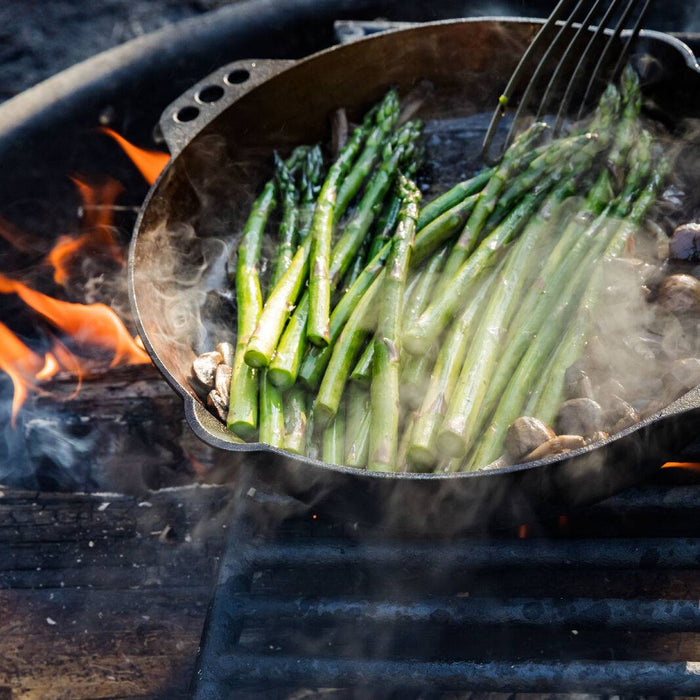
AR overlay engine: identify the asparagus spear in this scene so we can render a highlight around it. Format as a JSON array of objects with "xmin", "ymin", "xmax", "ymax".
[
  {"xmin": 345, "ymin": 384, "xmax": 370, "ymax": 467},
  {"xmin": 346, "ymin": 409, "xmax": 371, "ymax": 468},
  {"xmin": 322, "ymin": 401, "xmax": 346, "ymax": 464},
  {"xmin": 400, "ymin": 346, "xmax": 436, "ymax": 411},
  {"xmin": 227, "ymin": 177, "xmax": 277, "ymax": 438},
  {"xmin": 283, "ymin": 387, "xmax": 309, "ymax": 455},
  {"xmin": 350, "ymin": 341, "xmax": 374, "ymax": 385},
  {"xmin": 307, "ymin": 100, "xmax": 404, "ymax": 348},
  {"xmin": 402, "ymin": 246, "xmax": 448, "ymax": 330},
  {"xmin": 368, "ymin": 176, "xmax": 421, "ymax": 472},
  {"xmin": 368, "ymin": 193, "xmax": 402, "ymax": 261},
  {"xmin": 334, "ymin": 90, "xmax": 400, "ymax": 221},
  {"xmin": 411, "ymin": 194, "xmax": 480, "ymax": 265},
  {"xmin": 416, "ymin": 168, "xmax": 494, "ymax": 230},
  {"xmin": 259, "ymin": 370, "xmax": 285, "ymax": 447},
  {"xmin": 298, "ymin": 146, "xmax": 325, "ymax": 240},
  {"xmin": 269, "ymin": 150, "xmax": 303, "ymax": 288},
  {"xmin": 314, "ymin": 274, "xmax": 382, "ymax": 427}
]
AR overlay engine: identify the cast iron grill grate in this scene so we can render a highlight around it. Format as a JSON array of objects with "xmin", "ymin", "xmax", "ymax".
[{"xmin": 192, "ymin": 474, "xmax": 700, "ymax": 698}]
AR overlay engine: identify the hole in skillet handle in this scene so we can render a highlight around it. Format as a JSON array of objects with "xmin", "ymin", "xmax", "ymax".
[
  {"xmin": 174, "ymin": 105, "xmax": 200, "ymax": 123},
  {"xmin": 225, "ymin": 69, "xmax": 250, "ymax": 85},
  {"xmin": 196, "ymin": 84, "xmax": 225, "ymax": 103}
]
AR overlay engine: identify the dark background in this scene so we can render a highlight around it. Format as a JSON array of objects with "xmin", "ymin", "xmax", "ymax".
[{"xmin": 2, "ymin": 0, "xmax": 698, "ymax": 104}]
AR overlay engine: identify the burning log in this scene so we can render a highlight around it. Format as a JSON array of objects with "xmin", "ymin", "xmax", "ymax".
[{"xmin": 21, "ymin": 364, "xmax": 231, "ymax": 494}]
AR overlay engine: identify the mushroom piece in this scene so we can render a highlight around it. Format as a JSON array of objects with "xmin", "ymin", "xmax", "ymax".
[
  {"xmin": 189, "ymin": 350, "xmax": 224, "ymax": 395},
  {"xmin": 216, "ymin": 341, "xmax": 235, "ymax": 367},
  {"xmin": 585, "ymin": 431, "xmax": 610, "ymax": 445},
  {"xmin": 556, "ymin": 398, "xmax": 604, "ymax": 437},
  {"xmin": 504, "ymin": 417, "xmax": 556, "ymax": 462},
  {"xmin": 523, "ymin": 435, "xmax": 586, "ymax": 462},
  {"xmin": 604, "ymin": 396, "xmax": 639, "ymax": 433},
  {"xmin": 594, "ymin": 378, "xmax": 627, "ymax": 408},
  {"xmin": 657, "ymin": 274, "xmax": 700, "ymax": 315},
  {"xmin": 564, "ymin": 363, "xmax": 595, "ymax": 400},
  {"xmin": 669, "ymin": 223, "xmax": 700, "ymax": 262},
  {"xmin": 215, "ymin": 363, "xmax": 232, "ymax": 401},
  {"xmin": 207, "ymin": 389, "xmax": 228, "ymax": 422},
  {"xmin": 662, "ymin": 357, "xmax": 700, "ymax": 399}
]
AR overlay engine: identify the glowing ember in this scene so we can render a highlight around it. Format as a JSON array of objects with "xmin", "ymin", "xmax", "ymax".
[
  {"xmin": 518, "ymin": 524, "xmax": 528, "ymax": 539},
  {"xmin": 100, "ymin": 127, "xmax": 169, "ymax": 185},
  {"xmin": 0, "ymin": 274, "xmax": 150, "ymax": 367}
]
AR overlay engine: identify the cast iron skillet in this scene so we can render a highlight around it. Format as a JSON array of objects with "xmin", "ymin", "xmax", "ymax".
[{"xmin": 129, "ymin": 18, "xmax": 700, "ymax": 535}]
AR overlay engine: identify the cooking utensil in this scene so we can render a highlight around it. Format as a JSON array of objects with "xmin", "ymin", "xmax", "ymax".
[
  {"xmin": 482, "ymin": 0, "xmax": 654, "ymax": 163},
  {"xmin": 129, "ymin": 18, "xmax": 700, "ymax": 534}
]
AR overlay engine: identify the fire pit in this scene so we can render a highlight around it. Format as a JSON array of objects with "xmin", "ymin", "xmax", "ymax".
[{"xmin": 3, "ymin": 1, "xmax": 700, "ymax": 698}]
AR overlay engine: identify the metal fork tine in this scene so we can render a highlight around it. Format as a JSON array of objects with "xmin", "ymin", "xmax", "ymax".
[
  {"xmin": 610, "ymin": 0, "xmax": 654, "ymax": 82},
  {"xmin": 553, "ymin": 0, "xmax": 631, "ymax": 135},
  {"xmin": 481, "ymin": 0, "xmax": 578, "ymax": 165},
  {"xmin": 576, "ymin": 0, "xmax": 642, "ymax": 120},
  {"xmin": 534, "ymin": 0, "xmax": 609, "ymax": 124},
  {"xmin": 497, "ymin": 0, "xmax": 592, "ymax": 159}
]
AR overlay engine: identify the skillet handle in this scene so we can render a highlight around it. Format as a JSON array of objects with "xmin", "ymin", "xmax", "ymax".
[
  {"xmin": 184, "ymin": 394, "xmax": 264, "ymax": 453},
  {"xmin": 159, "ymin": 58, "xmax": 295, "ymax": 158}
]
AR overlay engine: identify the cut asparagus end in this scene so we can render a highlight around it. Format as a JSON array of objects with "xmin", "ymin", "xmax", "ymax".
[
  {"xmin": 313, "ymin": 400, "xmax": 336, "ymax": 431},
  {"xmin": 244, "ymin": 346, "xmax": 270, "ymax": 369},
  {"xmin": 435, "ymin": 428, "xmax": 468, "ymax": 460},
  {"xmin": 308, "ymin": 329, "xmax": 330, "ymax": 348},
  {"xmin": 267, "ymin": 367, "xmax": 295, "ymax": 391},
  {"xmin": 406, "ymin": 444, "xmax": 437, "ymax": 472}
]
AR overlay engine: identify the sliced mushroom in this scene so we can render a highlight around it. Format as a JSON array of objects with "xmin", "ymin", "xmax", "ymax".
[
  {"xmin": 556, "ymin": 398, "xmax": 604, "ymax": 437},
  {"xmin": 662, "ymin": 357, "xmax": 700, "ymax": 399},
  {"xmin": 669, "ymin": 223, "xmax": 700, "ymax": 262},
  {"xmin": 604, "ymin": 396, "xmax": 639, "ymax": 433},
  {"xmin": 523, "ymin": 435, "xmax": 586, "ymax": 462},
  {"xmin": 190, "ymin": 350, "xmax": 224, "ymax": 395},
  {"xmin": 594, "ymin": 378, "xmax": 627, "ymax": 407},
  {"xmin": 585, "ymin": 431, "xmax": 610, "ymax": 445},
  {"xmin": 215, "ymin": 363, "xmax": 232, "ymax": 401},
  {"xmin": 207, "ymin": 389, "xmax": 228, "ymax": 422},
  {"xmin": 564, "ymin": 363, "xmax": 595, "ymax": 400},
  {"xmin": 216, "ymin": 341, "xmax": 235, "ymax": 367},
  {"xmin": 504, "ymin": 417, "xmax": 556, "ymax": 462},
  {"xmin": 657, "ymin": 274, "xmax": 700, "ymax": 315}
]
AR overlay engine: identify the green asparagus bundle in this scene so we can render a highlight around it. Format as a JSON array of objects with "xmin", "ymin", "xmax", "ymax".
[{"xmin": 206, "ymin": 73, "xmax": 674, "ymax": 475}]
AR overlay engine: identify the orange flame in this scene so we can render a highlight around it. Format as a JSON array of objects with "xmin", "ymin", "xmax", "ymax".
[
  {"xmin": 518, "ymin": 524, "xmax": 529, "ymax": 539},
  {"xmin": 100, "ymin": 128, "xmax": 169, "ymax": 185},
  {"xmin": 47, "ymin": 177, "xmax": 124, "ymax": 286},
  {"xmin": 0, "ymin": 322, "xmax": 44, "ymax": 425},
  {"xmin": 661, "ymin": 462, "xmax": 700, "ymax": 472},
  {"xmin": 0, "ymin": 274, "xmax": 149, "ymax": 366}
]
